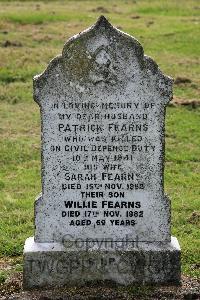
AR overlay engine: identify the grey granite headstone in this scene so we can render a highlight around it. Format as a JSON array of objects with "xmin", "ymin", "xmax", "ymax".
[{"xmin": 23, "ymin": 16, "xmax": 181, "ymax": 288}]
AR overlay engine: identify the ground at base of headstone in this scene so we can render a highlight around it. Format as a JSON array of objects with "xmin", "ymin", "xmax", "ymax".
[{"xmin": 0, "ymin": 274, "xmax": 199, "ymax": 300}]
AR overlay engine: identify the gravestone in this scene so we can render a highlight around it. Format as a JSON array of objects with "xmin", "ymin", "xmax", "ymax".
[{"xmin": 23, "ymin": 16, "xmax": 181, "ymax": 288}]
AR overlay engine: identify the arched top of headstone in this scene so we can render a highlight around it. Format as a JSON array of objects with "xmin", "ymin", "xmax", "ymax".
[{"xmin": 33, "ymin": 15, "xmax": 173, "ymax": 106}]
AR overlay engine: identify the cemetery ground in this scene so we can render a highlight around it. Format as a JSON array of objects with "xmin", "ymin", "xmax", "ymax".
[{"xmin": 0, "ymin": 0, "xmax": 199, "ymax": 299}]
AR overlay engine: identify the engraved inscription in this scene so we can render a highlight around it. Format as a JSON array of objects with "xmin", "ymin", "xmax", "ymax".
[{"xmin": 33, "ymin": 16, "xmax": 172, "ymax": 242}]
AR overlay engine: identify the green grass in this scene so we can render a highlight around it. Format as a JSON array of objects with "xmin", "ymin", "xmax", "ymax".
[
  {"xmin": 165, "ymin": 107, "xmax": 200, "ymax": 277},
  {"xmin": 0, "ymin": 0, "xmax": 199, "ymax": 283},
  {"xmin": 2, "ymin": 13, "xmax": 83, "ymax": 25}
]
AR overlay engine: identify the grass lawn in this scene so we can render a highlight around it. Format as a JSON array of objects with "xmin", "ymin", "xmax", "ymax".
[{"xmin": 0, "ymin": 0, "xmax": 199, "ymax": 287}]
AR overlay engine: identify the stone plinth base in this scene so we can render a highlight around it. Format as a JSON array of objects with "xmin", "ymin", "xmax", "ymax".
[{"xmin": 23, "ymin": 237, "xmax": 181, "ymax": 289}]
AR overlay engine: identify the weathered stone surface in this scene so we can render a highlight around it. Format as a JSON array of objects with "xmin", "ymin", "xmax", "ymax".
[
  {"xmin": 33, "ymin": 16, "xmax": 172, "ymax": 243},
  {"xmin": 23, "ymin": 236, "xmax": 181, "ymax": 288},
  {"xmin": 23, "ymin": 16, "xmax": 181, "ymax": 288}
]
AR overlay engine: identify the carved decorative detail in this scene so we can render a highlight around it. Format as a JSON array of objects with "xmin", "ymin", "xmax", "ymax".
[{"xmin": 34, "ymin": 16, "xmax": 173, "ymax": 105}]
